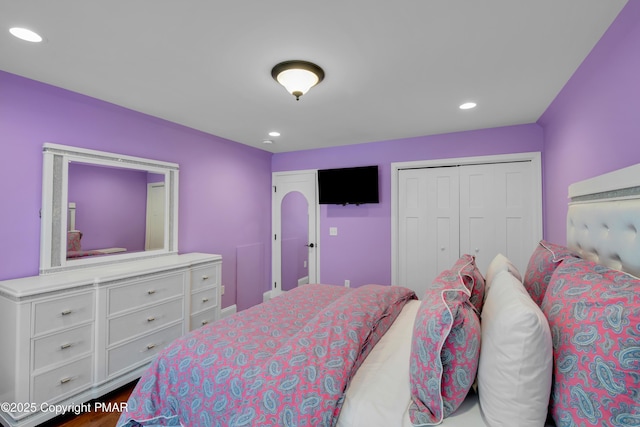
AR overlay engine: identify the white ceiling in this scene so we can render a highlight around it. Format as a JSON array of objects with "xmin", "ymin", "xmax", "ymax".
[{"xmin": 0, "ymin": 1, "xmax": 627, "ymax": 153}]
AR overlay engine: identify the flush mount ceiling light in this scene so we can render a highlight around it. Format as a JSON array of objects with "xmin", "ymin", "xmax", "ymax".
[
  {"xmin": 9, "ymin": 27, "xmax": 43, "ymax": 42},
  {"xmin": 459, "ymin": 102, "xmax": 477, "ymax": 110},
  {"xmin": 271, "ymin": 60, "xmax": 324, "ymax": 101}
]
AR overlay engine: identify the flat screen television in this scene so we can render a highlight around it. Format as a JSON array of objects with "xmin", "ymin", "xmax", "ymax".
[{"xmin": 318, "ymin": 165, "xmax": 379, "ymax": 205}]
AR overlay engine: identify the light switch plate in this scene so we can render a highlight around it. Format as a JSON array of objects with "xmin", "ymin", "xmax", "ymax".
[{"xmin": 329, "ymin": 227, "xmax": 338, "ymax": 236}]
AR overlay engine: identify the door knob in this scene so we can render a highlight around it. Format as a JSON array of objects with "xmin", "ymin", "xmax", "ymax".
[{"xmin": 305, "ymin": 243, "xmax": 315, "ymax": 248}]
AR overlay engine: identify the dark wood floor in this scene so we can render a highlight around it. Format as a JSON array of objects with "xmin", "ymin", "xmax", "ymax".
[{"xmin": 39, "ymin": 381, "xmax": 136, "ymax": 427}]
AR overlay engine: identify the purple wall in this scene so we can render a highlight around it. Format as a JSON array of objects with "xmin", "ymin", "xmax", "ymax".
[
  {"xmin": 272, "ymin": 124, "xmax": 544, "ymax": 287},
  {"xmin": 538, "ymin": 0, "xmax": 640, "ymax": 244},
  {"xmin": 68, "ymin": 163, "xmax": 147, "ymax": 252},
  {"xmin": 0, "ymin": 71, "xmax": 273, "ymax": 311}
]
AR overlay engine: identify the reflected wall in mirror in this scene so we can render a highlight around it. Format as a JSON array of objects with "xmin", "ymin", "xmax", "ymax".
[
  {"xmin": 40, "ymin": 143, "xmax": 179, "ymax": 274},
  {"xmin": 280, "ymin": 191, "xmax": 309, "ymax": 291}
]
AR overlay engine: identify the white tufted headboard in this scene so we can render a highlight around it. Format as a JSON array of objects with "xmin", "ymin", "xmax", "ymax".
[{"xmin": 567, "ymin": 163, "xmax": 640, "ymax": 278}]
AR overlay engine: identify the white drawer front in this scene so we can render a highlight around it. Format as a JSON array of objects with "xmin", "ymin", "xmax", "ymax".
[
  {"xmin": 190, "ymin": 287, "xmax": 219, "ymax": 314},
  {"xmin": 33, "ymin": 292, "xmax": 94, "ymax": 336},
  {"xmin": 190, "ymin": 263, "xmax": 220, "ymax": 292},
  {"xmin": 190, "ymin": 308, "xmax": 218, "ymax": 331},
  {"xmin": 33, "ymin": 324, "xmax": 94, "ymax": 372},
  {"xmin": 108, "ymin": 299, "xmax": 183, "ymax": 346},
  {"xmin": 32, "ymin": 355, "xmax": 93, "ymax": 404},
  {"xmin": 107, "ymin": 323, "xmax": 183, "ymax": 377},
  {"xmin": 108, "ymin": 272, "xmax": 184, "ymax": 315}
]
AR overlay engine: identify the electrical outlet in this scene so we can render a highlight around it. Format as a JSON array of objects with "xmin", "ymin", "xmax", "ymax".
[
  {"xmin": 344, "ymin": 280, "xmax": 350, "ymax": 288},
  {"xmin": 221, "ymin": 285, "xmax": 225, "ymax": 295}
]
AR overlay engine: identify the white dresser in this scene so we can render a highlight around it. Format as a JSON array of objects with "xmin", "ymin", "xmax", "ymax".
[{"xmin": 0, "ymin": 253, "xmax": 221, "ymax": 427}]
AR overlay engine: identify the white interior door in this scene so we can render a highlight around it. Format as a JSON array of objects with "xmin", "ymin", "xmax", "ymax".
[
  {"xmin": 272, "ymin": 171, "xmax": 319, "ymax": 297},
  {"xmin": 396, "ymin": 157, "xmax": 539, "ymax": 295},
  {"xmin": 463, "ymin": 161, "xmax": 534, "ymax": 274},
  {"xmin": 398, "ymin": 167, "xmax": 460, "ymax": 296},
  {"xmin": 459, "ymin": 164, "xmax": 497, "ymax": 275},
  {"xmin": 145, "ymin": 182, "xmax": 165, "ymax": 250}
]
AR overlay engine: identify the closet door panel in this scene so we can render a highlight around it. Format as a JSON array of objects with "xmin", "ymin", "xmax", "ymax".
[
  {"xmin": 459, "ymin": 165, "xmax": 497, "ymax": 275},
  {"xmin": 398, "ymin": 168, "xmax": 459, "ymax": 296},
  {"xmin": 433, "ymin": 173, "xmax": 459, "ymax": 280},
  {"xmin": 493, "ymin": 162, "xmax": 533, "ymax": 274}
]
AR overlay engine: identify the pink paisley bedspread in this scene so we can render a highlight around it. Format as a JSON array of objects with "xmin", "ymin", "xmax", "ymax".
[{"xmin": 117, "ymin": 284, "xmax": 416, "ymax": 427}]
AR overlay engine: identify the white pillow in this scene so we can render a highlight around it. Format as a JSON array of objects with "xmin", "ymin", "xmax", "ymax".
[
  {"xmin": 484, "ymin": 253, "xmax": 522, "ymax": 296},
  {"xmin": 478, "ymin": 270, "xmax": 552, "ymax": 427}
]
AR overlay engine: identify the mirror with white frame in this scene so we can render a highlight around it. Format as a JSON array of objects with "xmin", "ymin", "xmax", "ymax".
[{"xmin": 40, "ymin": 143, "xmax": 179, "ymax": 274}]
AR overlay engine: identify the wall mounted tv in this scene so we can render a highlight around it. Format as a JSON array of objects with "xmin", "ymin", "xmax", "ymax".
[{"xmin": 318, "ymin": 165, "xmax": 379, "ymax": 205}]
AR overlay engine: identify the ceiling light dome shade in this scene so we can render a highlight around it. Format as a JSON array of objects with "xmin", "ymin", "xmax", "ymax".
[{"xmin": 272, "ymin": 60, "xmax": 324, "ymax": 100}]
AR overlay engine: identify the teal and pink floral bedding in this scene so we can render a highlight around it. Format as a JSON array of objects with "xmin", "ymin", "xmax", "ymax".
[{"xmin": 117, "ymin": 284, "xmax": 416, "ymax": 427}]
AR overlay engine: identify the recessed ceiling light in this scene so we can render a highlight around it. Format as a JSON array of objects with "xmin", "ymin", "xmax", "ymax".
[
  {"xmin": 9, "ymin": 27, "xmax": 43, "ymax": 43},
  {"xmin": 459, "ymin": 102, "xmax": 477, "ymax": 110},
  {"xmin": 268, "ymin": 131, "xmax": 281, "ymax": 137},
  {"xmin": 262, "ymin": 140, "xmax": 274, "ymax": 144}
]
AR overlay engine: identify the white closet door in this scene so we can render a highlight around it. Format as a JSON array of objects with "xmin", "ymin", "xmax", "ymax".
[
  {"xmin": 459, "ymin": 164, "xmax": 497, "ymax": 275},
  {"xmin": 459, "ymin": 161, "xmax": 533, "ymax": 275},
  {"xmin": 398, "ymin": 160, "xmax": 536, "ymax": 295},
  {"xmin": 398, "ymin": 168, "xmax": 459, "ymax": 296},
  {"xmin": 490, "ymin": 161, "xmax": 533, "ymax": 274}
]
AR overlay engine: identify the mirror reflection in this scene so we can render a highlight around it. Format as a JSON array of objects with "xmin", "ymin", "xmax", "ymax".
[
  {"xmin": 280, "ymin": 191, "xmax": 309, "ymax": 291},
  {"xmin": 40, "ymin": 143, "xmax": 179, "ymax": 273},
  {"xmin": 66, "ymin": 162, "xmax": 165, "ymax": 260}
]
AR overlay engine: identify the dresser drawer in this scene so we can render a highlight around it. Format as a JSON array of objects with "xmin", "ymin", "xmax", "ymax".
[
  {"xmin": 190, "ymin": 307, "xmax": 218, "ymax": 331},
  {"xmin": 106, "ymin": 323, "xmax": 183, "ymax": 377},
  {"xmin": 108, "ymin": 272, "xmax": 184, "ymax": 315},
  {"xmin": 33, "ymin": 292, "xmax": 94, "ymax": 336},
  {"xmin": 33, "ymin": 324, "xmax": 94, "ymax": 372},
  {"xmin": 108, "ymin": 299, "xmax": 183, "ymax": 346},
  {"xmin": 190, "ymin": 263, "xmax": 220, "ymax": 292},
  {"xmin": 32, "ymin": 355, "xmax": 93, "ymax": 404},
  {"xmin": 190, "ymin": 287, "xmax": 219, "ymax": 314}
]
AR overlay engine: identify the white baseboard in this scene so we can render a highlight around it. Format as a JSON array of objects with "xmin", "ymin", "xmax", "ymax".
[
  {"xmin": 263, "ymin": 291, "xmax": 272, "ymax": 302},
  {"xmin": 221, "ymin": 304, "xmax": 237, "ymax": 318},
  {"xmin": 297, "ymin": 276, "xmax": 309, "ymax": 286}
]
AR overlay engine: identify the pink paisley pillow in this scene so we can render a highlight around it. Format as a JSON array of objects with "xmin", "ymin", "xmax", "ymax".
[
  {"xmin": 409, "ymin": 280, "xmax": 481, "ymax": 424},
  {"xmin": 523, "ymin": 240, "xmax": 578, "ymax": 306},
  {"xmin": 541, "ymin": 257, "xmax": 640, "ymax": 426},
  {"xmin": 448, "ymin": 254, "xmax": 485, "ymax": 313},
  {"xmin": 67, "ymin": 230, "xmax": 82, "ymax": 251}
]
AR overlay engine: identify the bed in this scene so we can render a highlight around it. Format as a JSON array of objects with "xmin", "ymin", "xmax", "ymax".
[
  {"xmin": 117, "ymin": 164, "xmax": 639, "ymax": 427},
  {"xmin": 66, "ymin": 230, "xmax": 126, "ymax": 258}
]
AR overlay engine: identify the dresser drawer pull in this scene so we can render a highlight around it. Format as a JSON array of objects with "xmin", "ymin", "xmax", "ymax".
[
  {"xmin": 61, "ymin": 309, "xmax": 72, "ymax": 316},
  {"xmin": 60, "ymin": 377, "xmax": 73, "ymax": 384},
  {"xmin": 146, "ymin": 343, "xmax": 156, "ymax": 350},
  {"xmin": 201, "ymin": 275, "xmax": 209, "ymax": 280},
  {"xmin": 147, "ymin": 316, "xmax": 156, "ymax": 322},
  {"xmin": 201, "ymin": 320, "xmax": 209, "ymax": 326},
  {"xmin": 147, "ymin": 290, "xmax": 156, "ymax": 295},
  {"xmin": 202, "ymin": 297, "xmax": 209, "ymax": 303},
  {"xmin": 60, "ymin": 343, "xmax": 73, "ymax": 350}
]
